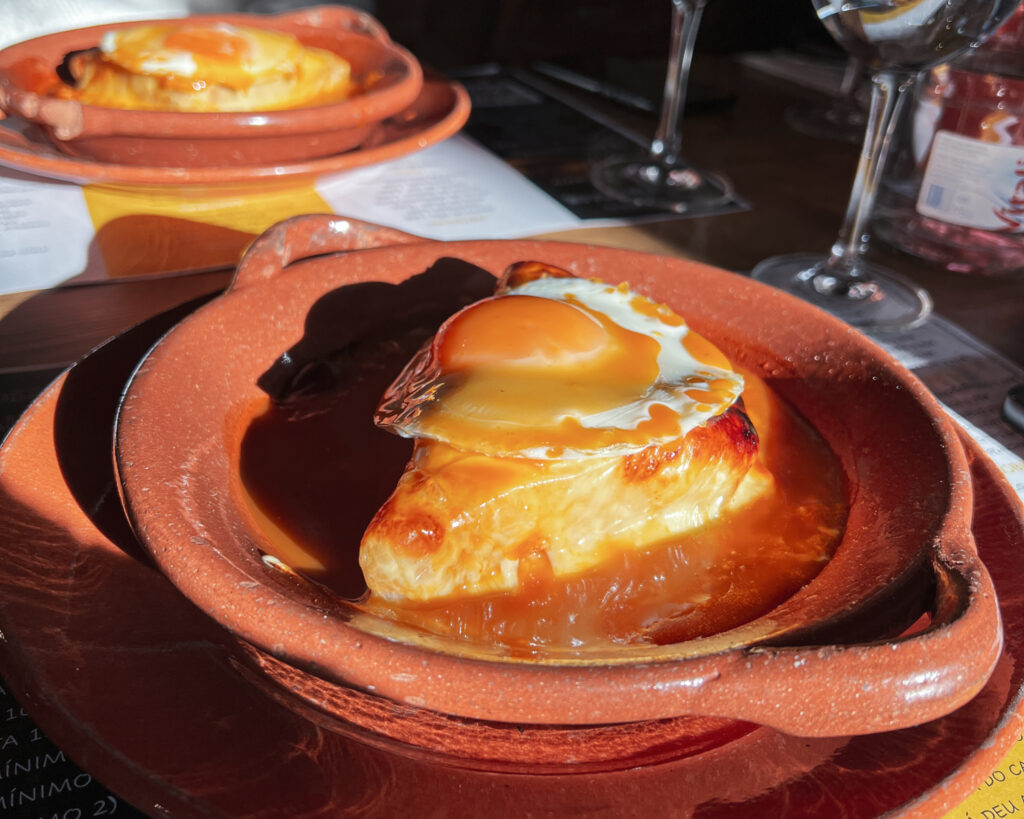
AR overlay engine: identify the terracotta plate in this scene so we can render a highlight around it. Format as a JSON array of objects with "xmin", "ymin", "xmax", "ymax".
[
  {"xmin": 0, "ymin": 6, "xmax": 424, "ymax": 167},
  {"xmin": 0, "ymin": 76, "xmax": 468, "ymax": 187},
  {"xmin": 113, "ymin": 215, "xmax": 1002, "ymax": 735},
  {"xmin": 0, "ymin": 305, "xmax": 1021, "ymax": 816}
]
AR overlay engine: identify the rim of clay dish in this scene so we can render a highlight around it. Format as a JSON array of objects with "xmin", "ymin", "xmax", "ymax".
[{"xmin": 113, "ymin": 218, "xmax": 1002, "ymax": 734}]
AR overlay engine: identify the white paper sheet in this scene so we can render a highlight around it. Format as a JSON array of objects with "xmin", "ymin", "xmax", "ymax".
[
  {"xmin": 314, "ymin": 135, "xmax": 583, "ymax": 240},
  {"xmin": 0, "ymin": 175, "xmax": 96, "ymax": 296}
]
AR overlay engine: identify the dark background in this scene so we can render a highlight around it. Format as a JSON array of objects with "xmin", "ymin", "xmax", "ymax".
[
  {"xmin": 369, "ymin": 0, "xmax": 840, "ymax": 81},
  {"xmin": 371, "ymin": 0, "xmax": 837, "ymax": 67}
]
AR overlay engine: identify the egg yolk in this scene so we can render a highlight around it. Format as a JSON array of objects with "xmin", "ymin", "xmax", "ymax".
[
  {"xmin": 427, "ymin": 294, "xmax": 675, "ymax": 454},
  {"xmin": 105, "ymin": 24, "xmax": 303, "ymax": 92},
  {"xmin": 438, "ymin": 294, "xmax": 659, "ymax": 386},
  {"xmin": 161, "ymin": 25, "xmax": 249, "ymax": 60}
]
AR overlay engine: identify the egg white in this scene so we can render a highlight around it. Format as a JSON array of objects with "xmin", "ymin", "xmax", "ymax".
[
  {"xmin": 508, "ymin": 276, "xmax": 743, "ymax": 436},
  {"xmin": 101, "ymin": 23, "xmax": 299, "ymax": 82},
  {"xmin": 380, "ymin": 276, "xmax": 745, "ymax": 459}
]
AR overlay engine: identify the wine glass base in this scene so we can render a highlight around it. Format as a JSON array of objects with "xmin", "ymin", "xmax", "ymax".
[
  {"xmin": 750, "ymin": 252, "xmax": 933, "ymax": 331},
  {"xmin": 591, "ymin": 155, "xmax": 732, "ymax": 214}
]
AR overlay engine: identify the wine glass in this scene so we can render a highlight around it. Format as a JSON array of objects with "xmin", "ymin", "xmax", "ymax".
[
  {"xmin": 785, "ymin": 56, "xmax": 867, "ymax": 143},
  {"xmin": 590, "ymin": 0, "xmax": 732, "ymax": 213},
  {"xmin": 751, "ymin": 0, "xmax": 1022, "ymax": 330}
]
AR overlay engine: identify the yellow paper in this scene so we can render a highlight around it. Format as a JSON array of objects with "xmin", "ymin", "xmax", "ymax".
[
  {"xmin": 947, "ymin": 734, "xmax": 1024, "ymax": 818},
  {"xmin": 81, "ymin": 182, "xmax": 332, "ymax": 278}
]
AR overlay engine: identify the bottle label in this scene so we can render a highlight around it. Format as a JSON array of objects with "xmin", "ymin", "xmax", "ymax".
[{"xmin": 916, "ymin": 130, "xmax": 1024, "ymax": 233}]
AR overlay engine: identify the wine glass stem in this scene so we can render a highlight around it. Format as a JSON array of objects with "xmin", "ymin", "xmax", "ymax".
[
  {"xmin": 828, "ymin": 70, "xmax": 911, "ymax": 277},
  {"xmin": 650, "ymin": 0, "xmax": 708, "ymax": 168}
]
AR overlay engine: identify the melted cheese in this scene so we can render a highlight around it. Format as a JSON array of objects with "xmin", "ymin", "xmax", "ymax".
[{"xmin": 360, "ymin": 407, "xmax": 764, "ymax": 602}]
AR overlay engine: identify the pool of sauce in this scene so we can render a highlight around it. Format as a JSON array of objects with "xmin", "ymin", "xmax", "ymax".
[{"xmin": 239, "ymin": 267, "xmax": 847, "ymax": 655}]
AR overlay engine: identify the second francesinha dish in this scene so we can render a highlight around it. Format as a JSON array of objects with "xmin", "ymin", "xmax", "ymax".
[
  {"xmin": 347, "ymin": 262, "xmax": 847, "ymax": 651},
  {"xmin": 58, "ymin": 22, "xmax": 353, "ymax": 112}
]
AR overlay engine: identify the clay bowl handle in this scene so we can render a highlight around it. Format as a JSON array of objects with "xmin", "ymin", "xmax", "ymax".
[
  {"xmin": 668, "ymin": 521, "xmax": 1003, "ymax": 737},
  {"xmin": 402, "ymin": 515, "xmax": 1003, "ymax": 735},
  {"xmin": 231, "ymin": 214, "xmax": 425, "ymax": 291},
  {"xmin": 0, "ymin": 81, "xmax": 84, "ymax": 140}
]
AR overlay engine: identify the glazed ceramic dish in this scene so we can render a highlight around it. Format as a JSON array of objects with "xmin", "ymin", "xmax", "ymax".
[
  {"xmin": 2, "ymin": 310, "xmax": 1022, "ymax": 815},
  {"xmin": 0, "ymin": 6, "xmax": 423, "ymax": 167},
  {"xmin": 115, "ymin": 215, "xmax": 1003, "ymax": 737},
  {"xmin": 0, "ymin": 77, "xmax": 468, "ymax": 187}
]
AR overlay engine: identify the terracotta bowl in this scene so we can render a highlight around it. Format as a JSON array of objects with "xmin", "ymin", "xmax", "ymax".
[
  {"xmin": 0, "ymin": 6, "xmax": 423, "ymax": 167},
  {"xmin": 115, "ymin": 215, "xmax": 1002, "ymax": 747}
]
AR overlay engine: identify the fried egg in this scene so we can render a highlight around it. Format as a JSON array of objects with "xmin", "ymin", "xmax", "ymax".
[
  {"xmin": 376, "ymin": 270, "xmax": 745, "ymax": 459},
  {"xmin": 100, "ymin": 23, "xmax": 298, "ymax": 88},
  {"xmin": 362, "ymin": 263, "xmax": 763, "ymax": 603},
  {"xmin": 63, "ymin": 22, "xmax": 352, "ymax": 112}
]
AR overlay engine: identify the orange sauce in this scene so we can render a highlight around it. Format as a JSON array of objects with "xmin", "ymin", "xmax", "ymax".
[
  {"xmin": 240, "ymin": 362, "xmax": 846, "ymax": 655},
  {"xmin": 5, "ymin": 57, "xmax": 63, "ymax": 97}
]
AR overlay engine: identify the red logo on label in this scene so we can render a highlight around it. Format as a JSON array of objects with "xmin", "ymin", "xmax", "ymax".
[{"xmin": 993, "ymin": 159, "xmax": 1024, "ymax": 231}]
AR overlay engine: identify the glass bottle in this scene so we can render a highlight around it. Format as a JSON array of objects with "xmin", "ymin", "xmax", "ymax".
[{"xmin": 873, "ymin": 7, "xmax": 1024, "ymax": 276}]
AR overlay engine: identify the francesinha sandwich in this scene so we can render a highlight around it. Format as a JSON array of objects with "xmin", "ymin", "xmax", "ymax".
[{"xmin": 359, "ymin": 262, "xmax": 771, "ymax": 609}]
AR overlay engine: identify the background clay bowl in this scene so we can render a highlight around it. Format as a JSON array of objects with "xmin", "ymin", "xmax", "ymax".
[
  {"xmin": 115, "ymin": 214, "xmax": 1002, "ymax": 741},
  {"xmin": 0, "ymin": 6, "xmax": 423, "ymax": 167}
]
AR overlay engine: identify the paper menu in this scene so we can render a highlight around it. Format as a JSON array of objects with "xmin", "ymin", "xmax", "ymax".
[
  {"xmin": 947, "ymin": 736, "xmax": 1024, "ymax": 819},
  {"xmin": 313, "ymin": 136, "xmax": 583, "ymax": 240}
]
